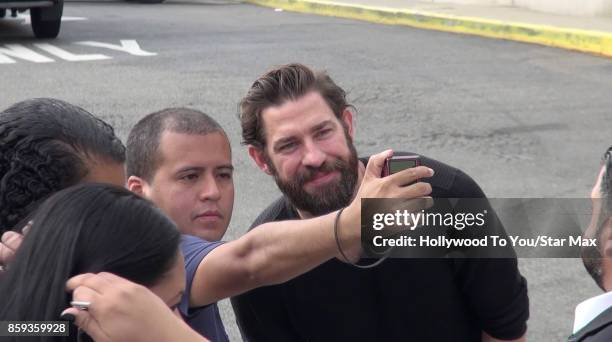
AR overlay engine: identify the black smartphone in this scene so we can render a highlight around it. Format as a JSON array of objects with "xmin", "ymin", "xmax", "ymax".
[{"xmin": 382, "ymin": 155, "xmax": 421, "ymax": 177}]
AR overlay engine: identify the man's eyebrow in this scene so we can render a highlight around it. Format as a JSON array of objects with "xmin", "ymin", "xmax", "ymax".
[
  {"xmin": 273, "ymin": 137, "xmax": 296, "ymax": 150},
  {"xmin": 272, "ymin": 120, "xmax": 336, "ymax": 151},
  {"xmin": 216, "ymin": 165, "xmax": 234, "ymax": 171},
  {"xmin": 176, "ymin": 166, "xmax": 204, "ymax": 174},
  {"xmin": 310, "ymin": 120, "xmax": 334, "ymax": 133}
]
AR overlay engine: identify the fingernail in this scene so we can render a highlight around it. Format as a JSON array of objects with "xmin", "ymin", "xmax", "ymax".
[
  {"xmin": 428, "ymin": 168, "xmax": 435, "ymax": 176},
  {"xmin": 60, "ymin": 313, "xmax": 75, "ymax": 322},
  {"xmin": 1, "ymin": 232, "xmax": 15, "ymax": 244},
  {"xmin": 23, "ymin": 221, "xmax": 33, "ymax": 234}
]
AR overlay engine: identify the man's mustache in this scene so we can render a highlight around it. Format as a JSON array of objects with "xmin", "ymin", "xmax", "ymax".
[{"xmin": 296, "ymin": 160, "xmax": 343, "ymax": 184}]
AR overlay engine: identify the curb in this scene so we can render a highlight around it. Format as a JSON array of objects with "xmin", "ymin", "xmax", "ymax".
[{"xmin": 246, "ymin": 0, "xmax": 612, "ymax": 58}]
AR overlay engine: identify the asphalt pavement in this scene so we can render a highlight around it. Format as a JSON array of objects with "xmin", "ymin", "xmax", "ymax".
[{"xmin": 1, "ymin": 1, "xmax": 612, "ymax": 340}]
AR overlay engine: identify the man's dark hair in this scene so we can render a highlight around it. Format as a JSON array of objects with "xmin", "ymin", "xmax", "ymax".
[
  {"xmin": 602, "ymin": 146, "xmax": 612, "ymax": 215},
  {"xmin": 582, "ymin": 146, "xmax": 612, "ymax": 290},
  {"xmin": 126, "ymin": 107, "xmax": 226, "ymax": 181},
  {"xmin": 239, "ymin": 63, "xmax": 353, "ymax": 149},
  {"xmin": 596, "ymin": 146, "xmax": 612, "ymax": 254},
  {"xmin": 0, "ymin": 183, "xmax": 181, "ymax": 342},
  {"xmin": 0, "ymin": 98, "xmax": 125, "ymax": 232}
]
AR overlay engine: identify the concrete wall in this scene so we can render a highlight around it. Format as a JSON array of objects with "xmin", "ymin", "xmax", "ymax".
[{"xmin": 430, "ymin": 0, "xmax": 612, "ymax": 17}]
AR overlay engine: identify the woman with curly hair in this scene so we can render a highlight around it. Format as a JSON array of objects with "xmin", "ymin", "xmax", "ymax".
[{"xmin": 0, "ymin": 98, "xmax": 126, "ymax": 274}]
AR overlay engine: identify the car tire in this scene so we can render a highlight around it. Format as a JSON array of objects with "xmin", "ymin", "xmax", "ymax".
[
  {"xmin": 30, "ymin": 0, "xmax": 63, "ymax": 38},
  {"xmin": 0, "ymin": 9, "xmax": 6, "ymax": 18}
]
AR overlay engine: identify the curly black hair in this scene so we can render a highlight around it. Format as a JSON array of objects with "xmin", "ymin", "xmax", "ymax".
[{"xmin": 0, "ymin": 98, "xmax": 125, "ymax": 233}]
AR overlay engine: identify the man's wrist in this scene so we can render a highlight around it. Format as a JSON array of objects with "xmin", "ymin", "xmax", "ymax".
[{"xmin": 336, "ymin": 205, "xmax": 362, "ymax": 262}]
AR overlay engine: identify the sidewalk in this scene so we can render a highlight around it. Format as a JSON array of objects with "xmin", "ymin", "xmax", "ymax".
[{"xmin": 245, "ymin": 0, "xmax": 612, "ymax": 57}]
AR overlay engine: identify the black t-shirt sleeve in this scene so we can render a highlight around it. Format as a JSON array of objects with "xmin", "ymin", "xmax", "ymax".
[
  {"xmin": 448, "ymin": 168, "xmax": 529, "ymax": 339},
  {"xmin": 452, "ymin": 258, "xmax": 529, "ymax": 339},
  {"xmin": 447, "ymin": 168, "xmax": 486, "ymax": 197}
]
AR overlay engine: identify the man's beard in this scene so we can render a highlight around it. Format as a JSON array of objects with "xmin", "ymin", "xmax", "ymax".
[
  {"xmin": 266, "ymin": 139, "xmax": 359, "ymax": 217},
  {"xmin": 582, "ymin": 243, "xmax": 604, "ymax": 291}
]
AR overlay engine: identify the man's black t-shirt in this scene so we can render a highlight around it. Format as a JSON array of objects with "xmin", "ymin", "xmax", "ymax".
[{"xmin": 231, "ymin": 153, "xmax": 529, "ymax": 342}]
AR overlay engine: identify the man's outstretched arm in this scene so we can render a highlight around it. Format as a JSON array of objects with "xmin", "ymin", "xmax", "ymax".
[{"xmin": 189, "ymin": 150, "xmax": 434, "ymax": 306}]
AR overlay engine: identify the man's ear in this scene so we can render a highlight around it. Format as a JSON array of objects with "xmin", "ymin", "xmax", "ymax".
[
  {"xmin": 248, "ymin": 145, "xmax": 273, "ymax": 175},
  {"xmin": 341, "ymin": 108, "xmax": 355, "ymax": 139},
  {"xmin": 127, "ymin": 175, "xmax": 147, "ymax": 196}
]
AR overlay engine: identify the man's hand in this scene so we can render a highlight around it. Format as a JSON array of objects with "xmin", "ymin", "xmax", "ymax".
[
  {"xmin": 0, "ymin": 222, "xmax": 30, "ymax": 276},
  {"xmin": 357, "ymin": 150, "xmax": 434, "ymax": 200},
  {"xmin": 339, "ymin": 150, "xmax": 434, "ymax": 261}
]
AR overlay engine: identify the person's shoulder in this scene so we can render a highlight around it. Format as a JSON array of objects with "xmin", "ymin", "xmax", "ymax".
[
  {"xmin": 249, "ymin": 197, "xmax": 295, "ymax": 230},
  {"xmin": 421, "ymin": 154, "xmax": 485, "ymax": 198},
  {"xmin": 180, "ymin": 235, "xmax": 224, "ymax": 259}
]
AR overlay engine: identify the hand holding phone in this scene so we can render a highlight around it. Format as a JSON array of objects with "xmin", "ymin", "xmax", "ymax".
[{"xmin": 382, "ymin": 155, "xmax": 421, "ymax": 177}]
